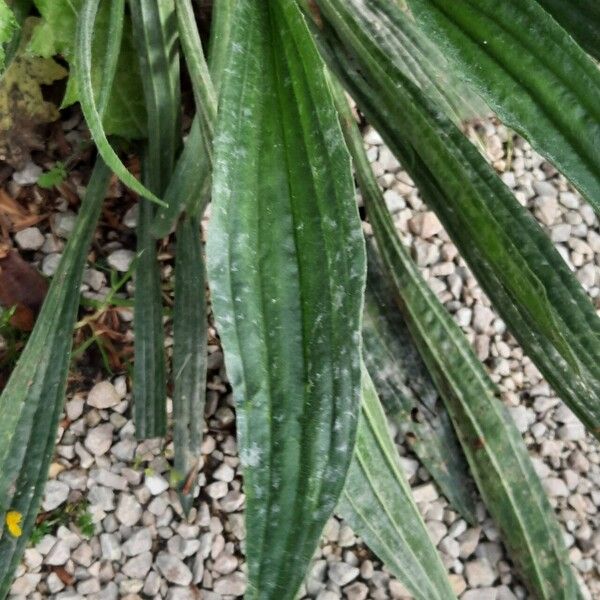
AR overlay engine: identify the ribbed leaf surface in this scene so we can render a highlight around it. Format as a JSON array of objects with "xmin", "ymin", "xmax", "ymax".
[
  {"xmin": 172, "ymin": 215, "xmax": 207, "ymax": 514},
  {"xmin": 406, "ymin": 0, "xmax": 600, "ymax": 213},
  {"xmin": 536, "ymin": 0, "xmax": 600, "ymax": 61},
  {"xmin": 316, "ymin": 0, "xmax": 600, "ymax": 438},
  {"xmin": 75, "ymin": 0, "xmax": 161, "ymax": 204},
  {"xmin": 0, "ymin": 161, "xmax": 110, "ymax": 598},
  {"xmin": 363, "ymin": 243, "xmax": 477, "ymax": 523},
  {"xmin": 129, "ymin": 0, "xmax": 180, "ymax": 438},
  {"xmin": 359, "ymin": 149, "xmax": 579, "ymax": 598},
  {"xmin": 206, "ymin": 1, "xmax": 365, "ymax": 597},
  {"xmin": 338, "ymin": 368, "xmax": 456, "ymax": 600}
]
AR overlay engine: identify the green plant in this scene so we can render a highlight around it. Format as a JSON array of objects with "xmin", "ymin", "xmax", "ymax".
[{"xmin": 0, "ymin": 1, "xmax": 599, "ymax": 598}]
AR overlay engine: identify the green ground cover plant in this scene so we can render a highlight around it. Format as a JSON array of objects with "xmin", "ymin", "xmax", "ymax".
[{"xmin": 0, "ymin": 1, "xmax": 599, "ymax": 598}]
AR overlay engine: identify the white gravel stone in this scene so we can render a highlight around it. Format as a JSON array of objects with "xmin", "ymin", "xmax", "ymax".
[
  {"xmin": 87, "ymin": 381, "xmax": 120, "ymax": 409},
  {"xmin": 115, "ymin": 493, "xmax": 142, "ymax": 526},
  {"xmin": 213, "ymin": 571, "xmax": 247, "ymax": 596},
  {"xmin": 156, "ymin": 551, "xmax": 192, "ymax": 586},
  {"xmin": 558, "ymin": 422, "xmax": 586, "ymax": 441},
  {"xmin": 212, "ymin": 463, "xmax": 235, "ymax": 482},
  {"xmin": 107, "ymin": 249, "xmax": 135, "ymax": 272},
  {"xmin": 122, "ymin": 528, "xmax": 152, "ymax": 556},
  {"xmin": 44, "ymin": 540, "xmax": 70, "ymax": 565},
  {"xmin": 42, "ymin": 480, "xmax": 70, "ymax": 511},
  {"xmin": 465, "ymin": 558, "xmax": 497, "ymax": 587},
  {"xmin": 84, "ymin": 423, "xmax": 114, "ymax": 456},
  {"xmin": 145, "ymin": 473, "xmax": 170, "ymax": 495},
  {"xmin": 52, "ymin": 211, "xmax": 76, "ymax": 238},
  {"xmin": 42, "ymin": 252, "xmax": 62, "ymax": 276},
  {"xmin": 412, "ymin": 483, "xmax": 438, "ymax": 503},
  {"xmin": 13, "ymin": 160, "xmax": 42, "ymax": 185},
  {"xmin": 328, "ymin": 562, "xmax": 359, "ymax": 586},
  {"xmin": 543, "ymin": 477, "xmax": 569, "ymax": 497},
  {"xmin": 122, "ymin": 552, "xmax": 153, "ymax": 579},
  {"xmin": 14, "ymin": 226, "xmax": 45, "ymax": 250}
]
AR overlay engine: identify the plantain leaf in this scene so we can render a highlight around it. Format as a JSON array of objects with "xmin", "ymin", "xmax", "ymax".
[
  {"xmin": 206, "ymin": 1, "xmax": 365, "ymax": 597},
  {"xmin": 345, "ymin": 108, "xmax": 580, "ymax": 596},
  {"xmin": 151, "ymin": 116, "xmax": 210, "ymax": 238},
  {"xmin": 172, "ymin": 215, "xmax": 207, "ymax": 514},
  {"xmin": 363, "ymin": 242, "xmax": 477, "ymax": 523},
  {"xmin": 75, "ymin": 0, "xmax": 161, "ymax": 205},
  {"xmin": 128, "ymin": 0, "xmax": 180, "ymax": 439},
  {"xmin": 0, "ymin": 160, "xmax": 111, "ymax": 598},
  {"xmin": 405, "ymin": 0, "xmax": 600, "ymax": 214},
  {"xmin": 535, "ymin": 0, "xmax": 600, "ymax": 61},
  {"xmin": 152, "ymin": 0, "xmax": 227, "ymax": 238},
  {"xmin": 331, "ymin": 68, "xmax": 472, "ymax": 527},
  {"xmin": 338, "ymin": 367, "xmax": 457, "ymax": 600},
  {"xmin": 176, "ymin": 0, "xmax": 215, "ymax": 166},
  {"xmin": 31, "ymin": 0, "xmax": 146, "ymax": 138},
  {"xmin": 315, "ymin": 0, "xmax": 600, "ymax": 438}
]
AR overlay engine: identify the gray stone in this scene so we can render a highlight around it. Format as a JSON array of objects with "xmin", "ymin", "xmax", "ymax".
[
  {"xmin": 42, "ymin": 480, "xmax": 70, "ymax": 511},
  {"xmin": 213, "ymin": 552, "xmax": 238, "ymax": 575},
  {"xmin": 412, "ymin": 483, "xmax": 438, "ymax": 503},
  {"xmin": 156, "ymin": 551, "xmax": 192, "ymax": 586},
  {"xmin": 116, "ymin": 493, "xmax": 142, "ymax": 526},
  {"xmin": 44, "ymin": 540, "xmax": 70, "ymax": 565},
  {"xmin": 107, "ymin": 249, "xmax": 135, "ymax": 272},
  {"xmin": 543, "ymin": 477, "xmax": 569, "ymax": 497},
  {"xmin": 13, "ymin": 160, "xmax": 42, "ymax": 185},
  {"xmin": 42, "ymin": 253, "xmax": 62, "ymax": 276},
  {"xmin": 213, "ymin": 571, "xmax": 247, "ymax": 596},
  {"xmin": 100, "ymin": 533, "xmax": 121, "ymax": 561},
  {"xmin": 212, "ymin": 463, "xmax": 235, "ymax": 483},
  {"xmin": 145, "ymin": 473, "xmax": 169, "ymax": 495},
  {"xmin": 345, "ymin": 581, "xmax": 368, "ymax": 600},
  {"xmin": 52, "ymin": 211, "xmax": 77, "ymax": 238},
  {"xmin": 84, "ymin": 424, "xmax": 114, "ymax": 456},
  {"xmin": 557, "ymin": 422, "xmax": 586, "ymax": 441},
  {"xmin": 122, "ymin": 552, "xmax": 153, "ymax": 579},
  {"xmin": 87, "ymin": 381, "xmax": 120, "ymax": 409},
  {"xmin": 461, "ymin": 589, "xmax": 497, "ymax": 600},
  {"xmin": 465, "ymin": 558, "xmax": 497, "ymax": 587},
  {"xmin": 328, "ymin": 562, "xmax": 359, "ymax": 586},
  {"xmin": 14, "ymin": 227, "xmax": 45, "ymax": 250},
  {"xmin": 122, "ymin": 528, "xmax": 152, "ymax": 557}
]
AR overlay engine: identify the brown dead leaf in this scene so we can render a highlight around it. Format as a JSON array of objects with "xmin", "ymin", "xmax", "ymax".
[
  {"xmin": 0, "ymin": 249, "xmax": 48, "ymax": 330},
  {"xmin": 0, "ymin": 188, "xmax": 47, "ymax": 232}
]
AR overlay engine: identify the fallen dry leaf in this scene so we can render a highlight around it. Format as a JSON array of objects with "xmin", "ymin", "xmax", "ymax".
[{"xmin": 0, "ymin": 248, "xmax": 48, "ymax": 330}]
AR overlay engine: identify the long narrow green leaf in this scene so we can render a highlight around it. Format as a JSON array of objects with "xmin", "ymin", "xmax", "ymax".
[
  {"xmin": 363, "ymin": 242, "xmax": 477, "ymax": 523},
  {"xmin": 207, "ymin": 0, "xmax": 234, "ymax": 95},
  {"xmin": 536, "ymin": 0, "xmax": 600, "ymax": 61},
  {"xmin": 152, "ymin": 0, "xmax": 227, "ymax": 238},
  {"xmin": 406, "ymin": 0, "xmax": 600, "ymax": 213},
  {"xmin": 129, "ymin": 0, "xmax": 180, "ymax": 438},
  {"xmin": 172, "ymin": 215, "xmax": 207, "ymax": 514},
  {"xmin": 75, "ymin": 0, "xmax": 162, "ymax": 205},
  {"xmin": 206, "ymin": 1, "xmax": 365, "ymax": 597},
  {"xmin": 315, "ymin": 0, "xmax": 600, "ymax": 438},
  {"xmin": 176, "ymin": 0, "xmax": 215, "ymax": 163},
  {"xmin": 341, "ymin": 95, "xmax": 580, "ymax": 595},
  {"xmin": 339, "ymin": 368, "xmax": 457, "ymax": 600},
  {"xmin": 95, "ymin": 0, "xmax": 124, "ymax": 116},
  {"xmin": 0, "ymin": 160, "xmax": 111, "ymax": 599},
  {"xmin": 330, "ymin": 70, "xmax": 477, "ymax": 522}
]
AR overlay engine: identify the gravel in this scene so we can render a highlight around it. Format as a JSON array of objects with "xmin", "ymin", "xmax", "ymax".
[{"xmin": 6, "ymin": 118, "xmax": 600, "ymax": 599}]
